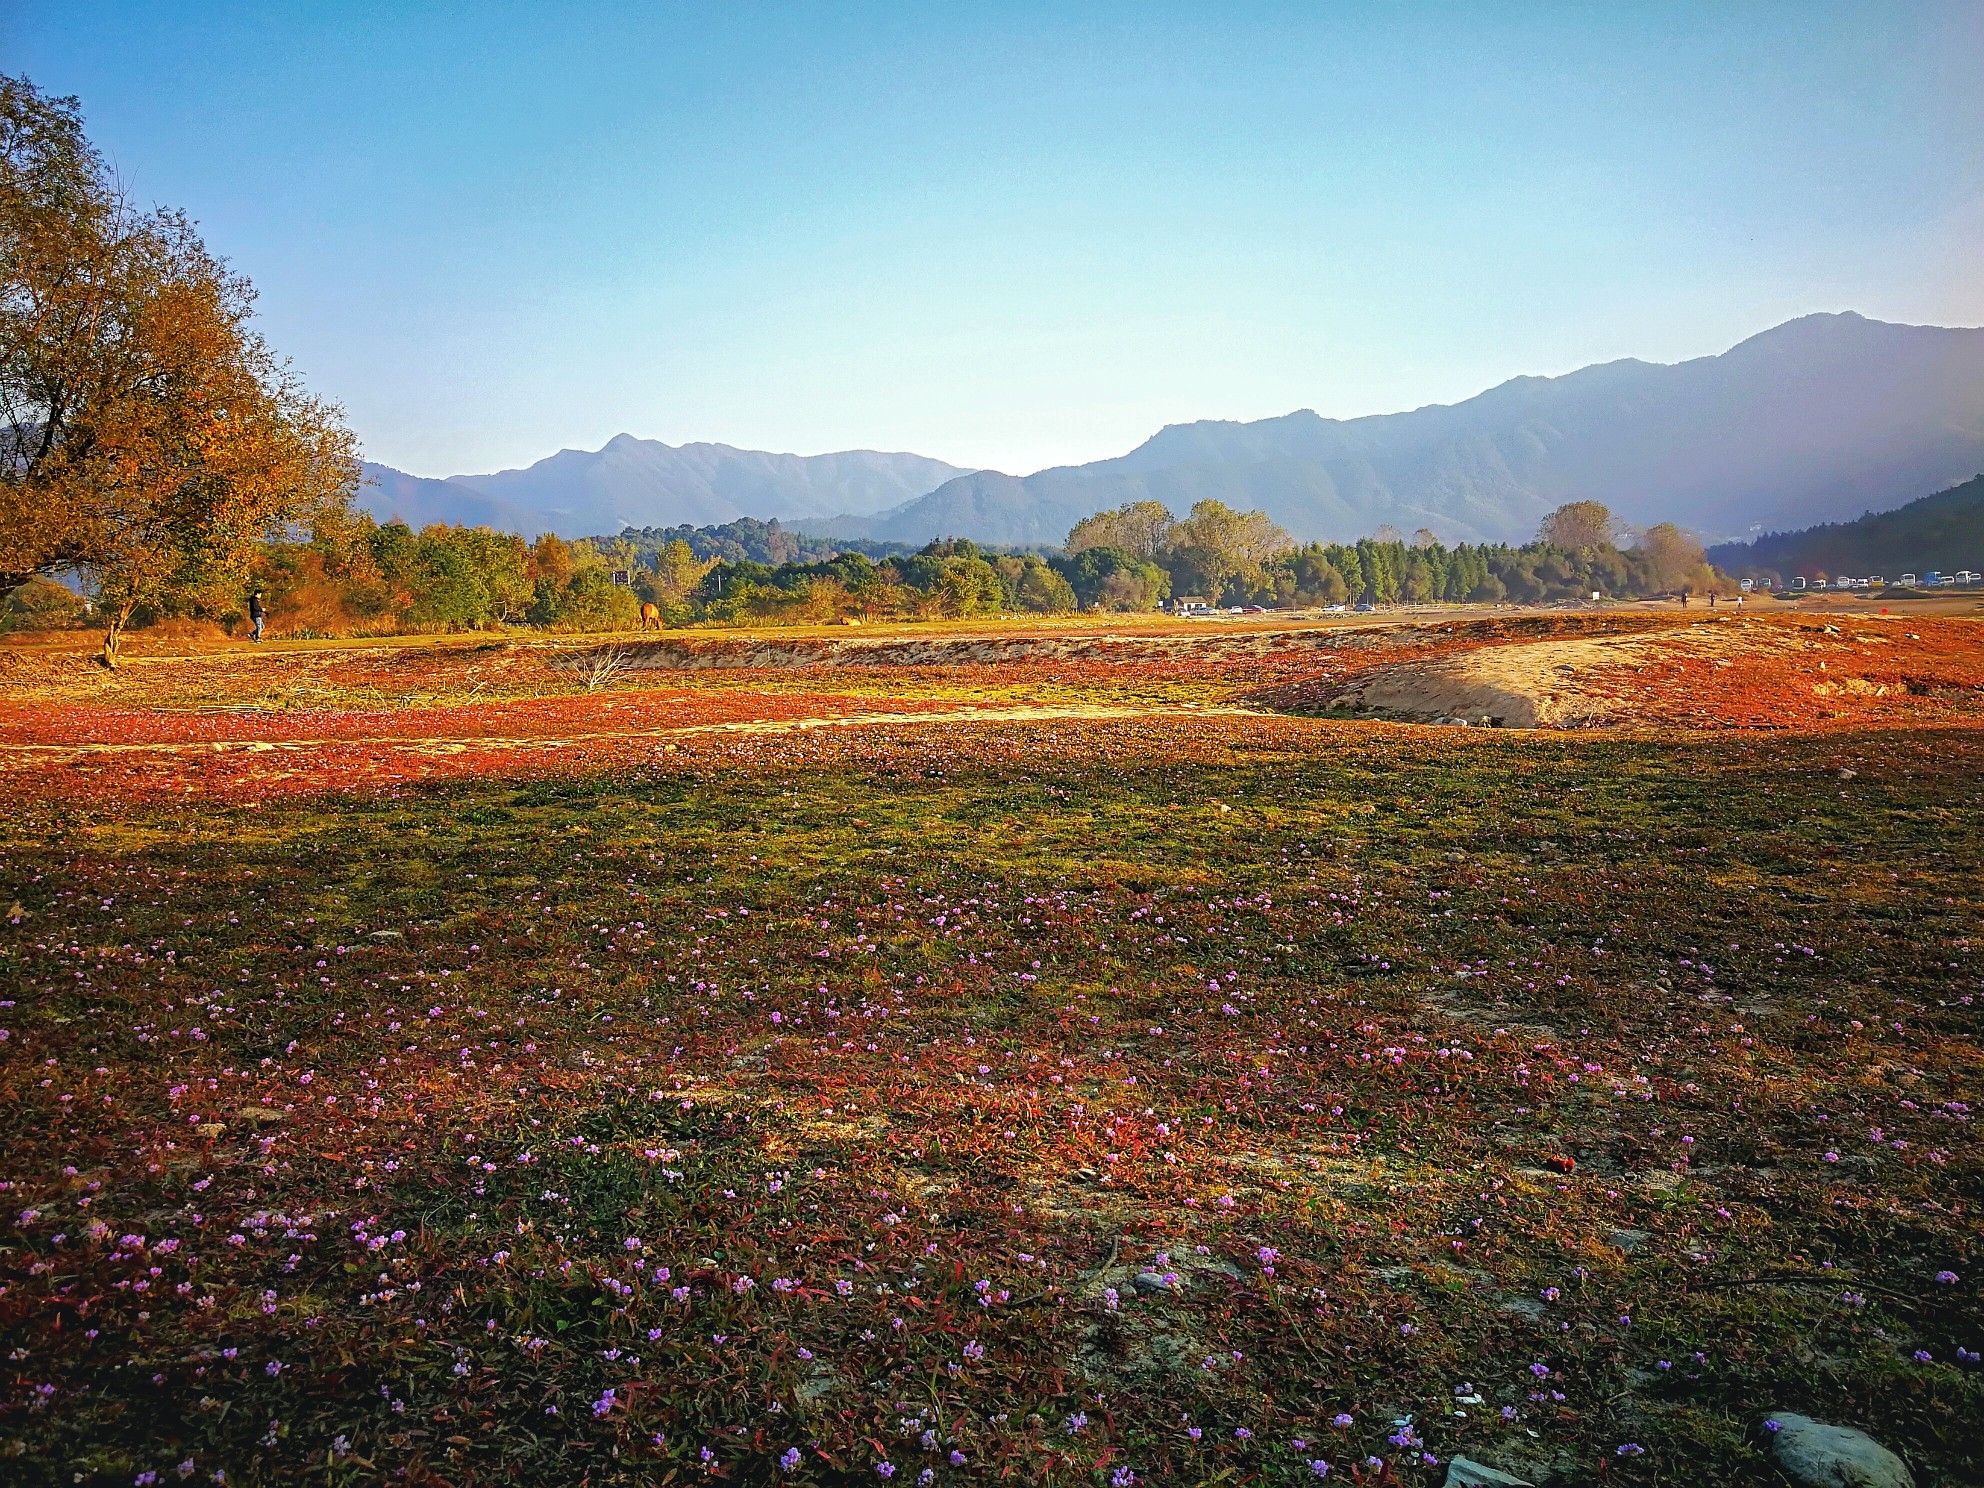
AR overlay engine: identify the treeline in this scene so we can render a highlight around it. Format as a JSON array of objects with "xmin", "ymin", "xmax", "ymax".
[
  {"xmin": 640, "ymin": 497, "xmax": 1719, "ymax": 625},
  {"xmin": 676, "ymin": 543, "xmax": 1078, "ymax": 624},
  {"xmin": 6, "ymin": 513, "xmax": 652, "ymax": 637},
  {"xmin": 3, "ymin": 521, "xmax": 1086, "ymax": 635},
  {"xmin": 3, "ymin": 496, "xmax": 1728, "ymax": 638},
  {"xmin": 1055, "ymin": 497, "xmax": 1718, "ymax": 607}
]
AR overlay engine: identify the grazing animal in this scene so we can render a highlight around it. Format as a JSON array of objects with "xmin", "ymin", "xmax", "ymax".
[{"xmin": 639, "ymin": 602, "xmax": 662, "ymax": 631}]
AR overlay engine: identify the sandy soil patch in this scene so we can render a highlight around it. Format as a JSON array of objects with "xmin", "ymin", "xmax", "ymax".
[{"xmin": 1315, "ymin": 616, "xmax": 1984, "ymax": 728}]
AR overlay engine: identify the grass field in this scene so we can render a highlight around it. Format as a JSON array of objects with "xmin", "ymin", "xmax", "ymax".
[{"xmin": 2, "ymin": 610, "xmax": 1980, "ymax": 1486}]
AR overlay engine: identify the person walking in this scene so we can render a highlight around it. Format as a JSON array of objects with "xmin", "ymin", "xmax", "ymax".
[{"xmin": 249, "ymin": 589, "xmax": 265, "ymax": 643}]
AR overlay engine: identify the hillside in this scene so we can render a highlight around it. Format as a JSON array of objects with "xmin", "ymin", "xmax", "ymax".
[
  {"xmin": 354, "ymin": 463, "xmax": 547, "ymax": 534},
  {"xmin": 801, "ymin": 313, "xmax": 1984, "ymax": 548},
  {"xmin": 355, "ymin": 438, "xmax": 971, "ymax": 538},
  {"xmin": 1707, "ymin": 474, "xmax": 1984, "ymax": 579},
  {"xmin": 602, "ymin": 518, "xmax": 915, "ymax": 566}
]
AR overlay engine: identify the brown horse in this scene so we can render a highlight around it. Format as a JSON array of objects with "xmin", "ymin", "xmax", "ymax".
[{"xmin": 639, "ymin": 602, "xmax": 662, "ymax": 631}]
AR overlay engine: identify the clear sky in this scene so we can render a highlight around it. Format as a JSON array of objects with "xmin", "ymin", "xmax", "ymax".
[{"xmin": 7, "ymin": 2, "xmax": 1980, "ymax": 478}]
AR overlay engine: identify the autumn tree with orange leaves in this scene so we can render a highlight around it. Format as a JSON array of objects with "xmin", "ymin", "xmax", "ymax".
[
  {"xmin": 1538, "ymin": 499, "xmax": 1616, "ymax": 552},
  {"xmin": 0, "ymin": 76, "xmax": 356, "ymax": 664}
]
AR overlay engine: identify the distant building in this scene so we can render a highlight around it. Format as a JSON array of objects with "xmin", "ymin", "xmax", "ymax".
[{"xmin": 1171, "ymin": 596, "xmax": 1213, "ymax": 615}]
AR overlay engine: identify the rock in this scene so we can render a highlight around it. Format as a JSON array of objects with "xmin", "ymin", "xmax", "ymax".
[
  {"xmin": 1444, "ymin": 1457, "xmax": 1535, "ymax": 1487},
  {"xmin": 234, "ymin": 1106, "xmax": 287, "ymax": 1125},
  {"xmin": 792, "ymin": 1366, "xmax": 836, "ymax": 1404},
  {"xmin": 366, "ymin": 929, "xmax": 403, "ymax": 941},
  {"xmin": 1764, "ymin": 1412, "xmax": 1913, "ymax": 1488},
  {"xmin": 1133, "ymin": 1270, "xmax": 1181, "ymax": 1295},
  {"xmin": 1607, "ymin": 1227, "xmax": 1650, "ymax": 1252}
]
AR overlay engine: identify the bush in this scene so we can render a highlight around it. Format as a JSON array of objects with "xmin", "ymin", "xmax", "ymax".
[
  {"xmin": 544, "ymin": 570, "xmax": 641, "ymax": 632},
  {"xmin": 996, "ymin": 556, "xmax": 1078, "ymax": 614}
]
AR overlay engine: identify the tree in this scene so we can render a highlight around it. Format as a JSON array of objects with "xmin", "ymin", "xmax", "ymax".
[
  {"xmin": 1539, "ymin": 500, "xmax": 1615, "ymax": 552},
  {"xmin": 1050, "ymin": 545, "xmax": 1169, "ymax": 610},
  {"xmin": 0, "ymin": 75, "xmax": 356, "ymax": 664},
  {"xmin": 0, "ymin": 575, "xmax": 86, "ymax": 631},
  {"xmin": 529, "ymin": 532, "xmax": 578, "ymax": 593},
  {"xmin": 932, "ymin": 555, "xmax": 1004, "ymax": 618},
  {"xmin": 646, "ymin": 538, "xmax": 712, "ymax": 605},
  {"xmin": 1354, "ymin": 538, "xmax": 1399, "ymax": 604},
  {"xmin": 994, "ymin": 554, "xmax": 1077, "ymax": 614},
  {"xmin": 1065, "ymin": 500, "xmax": 1175, "ymax": 560},
  {"xmin": 1282, "ymin": 548, "xmax": 1349, "ymax": 605},
  {"xmin": 1166, "ymin": 499, "xmax": 1292, "ymax": 599},
  {"xmin": 552, "ymin": 567, "xmax": 640, "ymax": 630},
  {"xmin": 1638, "ymin": 522, "xmax": 1710, "ymax": 592}
]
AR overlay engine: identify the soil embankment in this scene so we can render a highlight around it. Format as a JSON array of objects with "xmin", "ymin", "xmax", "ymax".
[{"xmin": 1280, "ymin": 615, "xmax": 1984, "ymax": 728}]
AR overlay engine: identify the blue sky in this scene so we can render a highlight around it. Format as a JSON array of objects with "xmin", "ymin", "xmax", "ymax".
[{"xmin": 7, "ymin": 2, "xmax": 1980, "ymax": 478}]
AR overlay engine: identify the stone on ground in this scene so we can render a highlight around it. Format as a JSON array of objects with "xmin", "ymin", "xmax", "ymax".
[
  {"xmin": 1764, "ymin": 1412, "xmax": 1914, "ymax": 1488},
  {"xmin": 1443, "ymin": 1457, "xmax": 1535, "ymax": 1488}
]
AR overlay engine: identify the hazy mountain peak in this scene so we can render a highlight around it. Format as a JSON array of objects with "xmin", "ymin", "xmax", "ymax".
[{"xmin": 797, "ymin": 313, "xmax": 1984, "ymax": 549}]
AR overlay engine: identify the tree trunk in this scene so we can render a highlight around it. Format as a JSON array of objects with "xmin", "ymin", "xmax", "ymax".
[{"xmin": 100, "ymin": 598, "xmax": 136, "ymax": 669}]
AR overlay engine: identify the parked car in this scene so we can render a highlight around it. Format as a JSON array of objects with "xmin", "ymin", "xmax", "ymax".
[{"xmin": 1352, "ymin": 602, "xmax": 1376, "ymax": 613}]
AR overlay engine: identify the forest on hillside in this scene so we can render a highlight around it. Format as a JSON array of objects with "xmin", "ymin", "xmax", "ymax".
[
  {"xmin": 1708, "ymin": 475, "xmax": 1984, "ymax": 581},
  {"xmin": 608, "ymin": 518, "xmax": 915, "ymax": 567}
]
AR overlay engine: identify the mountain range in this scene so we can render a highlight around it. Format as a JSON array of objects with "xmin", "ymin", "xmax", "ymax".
[
  {"xmin": 357, "ymin": 440, "xmax": 969, "ymax": 539},
  {"xmin": 357, "ymin": 312, "xmax": 1984, "ymax": 548}
]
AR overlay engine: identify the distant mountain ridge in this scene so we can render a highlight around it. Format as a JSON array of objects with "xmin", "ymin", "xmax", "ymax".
[
  {"xmin": 799, "ymin": 313, "xmax": 1984, "ymax": 548},
  {"xmin": 358, "ymin": 464, "xmax": 547, "ymax": 535},
  {"xmin": 1706, "ymin": 474, "xmax": 1984, "ymax": 579},
  {"xmin": 356, "ymin": 438, "xmax": 972, "ymax": 538},
  {"xmin": 353, "ymin": 313, "xmax": 1984, "ymax": 549}
]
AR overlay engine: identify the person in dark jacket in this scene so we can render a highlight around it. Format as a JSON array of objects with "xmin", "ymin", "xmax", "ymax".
[{"xmin": 249, "ymin": 589, "xmax": 265, "ymax": 642}]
